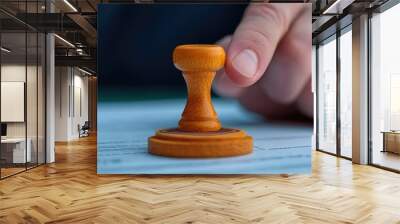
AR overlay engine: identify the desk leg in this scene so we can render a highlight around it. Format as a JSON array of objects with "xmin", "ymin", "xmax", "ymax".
[{"xmin": 382, "ymin": 133, "xmax": 386, "ymax": 153}]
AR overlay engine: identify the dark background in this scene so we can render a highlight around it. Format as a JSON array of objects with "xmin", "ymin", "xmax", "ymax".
[{"xmin": 98, "ymin": 4, "xmax": 247, "ymax": 91}]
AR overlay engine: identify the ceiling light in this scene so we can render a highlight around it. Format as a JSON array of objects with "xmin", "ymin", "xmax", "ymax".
[
  {"xmin": 1, "ymin": 47, "xmax": 11, "ymax": 53},
  {"xmin": 54, "ymin": 34, "xmax": 75, "ymax": 48},
  {"xmin": 76, "ymin": 48, "xmax": 85, "ymax": 55},
  {"xmin": 63, "ymin": 0, "xmax": 78, "ymax": 12},
  {"xmin": 78, "ymin": 67, "xmax": 92, "ymax": 76}
]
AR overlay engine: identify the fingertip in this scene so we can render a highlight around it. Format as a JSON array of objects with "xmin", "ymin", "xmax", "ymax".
[
  {"xmin": 223, "ymin": 4, "xmax": 302, "ymax": 87},
  {"xmin": 224, "ymin": 26, "xmax": 276, "ymax": 87},
  {"xmin": 225, "ymin": 48, "xmax": 260, "ymax": 87},
  {"xmin": 225, "ymin": 42, "xmax": 266, "ymax": 87},
  {"xmin": 217, "ymin": 35, "xmax": 257, "ymax": 87}
]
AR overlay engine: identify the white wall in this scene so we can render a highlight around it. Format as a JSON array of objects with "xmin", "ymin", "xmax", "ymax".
[
  {"xmin": 55, "ymin": 67, "xmax": 89, "ymax": 141},
  {"xmin": 55, "ymin": 66, "xmax": 70, "ymax": 141}
]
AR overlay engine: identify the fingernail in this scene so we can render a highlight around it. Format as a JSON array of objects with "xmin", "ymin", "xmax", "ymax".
[{"xmin": 232, "ymin": 49, "xmax": 258, "ymax": 78}]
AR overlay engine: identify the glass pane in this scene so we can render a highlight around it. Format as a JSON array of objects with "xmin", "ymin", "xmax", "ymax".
[
  {"xmin": 340, "ymin": 29, "xmax": 352, "ymax": 158},
  {"xmin": 318, "ymin": 36, "xmax": 337, "ymax": 154},
  {"xmin": 38, "ymin": 33, "xmax": 45, "ymax": 165},
  {"xmin": 371, "ymin": 4, "xmax": 400, "ymax": 171},
  {"xmin": 27, "ymin": 31, "xmax": 38, "ymax": 169},
  {"xmin": 1, "ymin": 31, "xmax": 27, "ymax": 177}
]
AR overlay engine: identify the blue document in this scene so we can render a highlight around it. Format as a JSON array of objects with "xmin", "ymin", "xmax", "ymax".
[{"xmin": 98, "ymin": 99, "xmax": 312, "ymax": 174}]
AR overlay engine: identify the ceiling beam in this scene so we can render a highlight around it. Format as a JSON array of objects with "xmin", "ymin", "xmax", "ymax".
[
  {"xmin": 55, "ymin": 55, "xmax": 96, "ymax": 71},
  {"xmin": 67, "ymin": 13, "xmax": 97, "ymax": 40}
]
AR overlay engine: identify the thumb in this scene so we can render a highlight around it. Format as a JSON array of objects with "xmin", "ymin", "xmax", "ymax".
[{"xmin": 225, "ymin": 3, "xmax": 304, "ymax": 87}]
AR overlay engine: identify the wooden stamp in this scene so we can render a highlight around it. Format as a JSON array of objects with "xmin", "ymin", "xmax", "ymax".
[{"xmin": 148, "ymin": 44, "xmax": 253, "ymax": 158}]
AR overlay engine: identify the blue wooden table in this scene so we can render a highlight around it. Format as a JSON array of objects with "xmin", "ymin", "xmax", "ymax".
[{"xmin": 97, "ymin": 99, "xmax": 312, "ymax": 174}]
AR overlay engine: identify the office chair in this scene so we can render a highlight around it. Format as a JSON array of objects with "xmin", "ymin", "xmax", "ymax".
[{"xmin": 79, "ymin": 121, "xmax": 90, "ymax": 138}]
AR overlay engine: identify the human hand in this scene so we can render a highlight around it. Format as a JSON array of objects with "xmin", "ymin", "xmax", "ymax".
[{"xmin": 213, "ymin": 3, "xmax": 313, "ymax": 120}]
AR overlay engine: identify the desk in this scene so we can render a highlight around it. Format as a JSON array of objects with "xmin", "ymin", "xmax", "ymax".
[
  {"xmin": 1, "ymin": 138, "xmax": 31, "ymax": 163},
  {"xmin": 382, "ymin": 131, "xmax": 400, "ymax": 154}
]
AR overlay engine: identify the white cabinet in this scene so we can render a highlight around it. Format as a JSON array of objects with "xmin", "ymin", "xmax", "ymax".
[{"xmin": 1, "ymin": 138, "xmax": 32, "ymax": 163}]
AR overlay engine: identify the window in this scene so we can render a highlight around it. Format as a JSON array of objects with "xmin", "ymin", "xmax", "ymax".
[
  {"xmin": 370, "ymin": 3, "xmax": 400, "ymax": 171},
  {"xmin": 317, "ymin": 35, "xmax": 337, "ymax": 154},
  {"xmin": 339, "ymin": 27, "xmax": 352, "ymax": 158}
]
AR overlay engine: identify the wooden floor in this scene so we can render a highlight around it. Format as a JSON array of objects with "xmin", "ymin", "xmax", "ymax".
[
  {"xmin": 1, "ymin": 167, "xmax": 26, "ymax": 178},
  {"xmin": 1, "ymin": 135, "xmax": 400, "ymax": 224}
]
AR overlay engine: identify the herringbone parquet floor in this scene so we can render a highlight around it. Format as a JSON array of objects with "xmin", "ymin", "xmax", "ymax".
[{"xmin": 1, "ymin": 134, "xmax": 400, "ymax": 224}]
